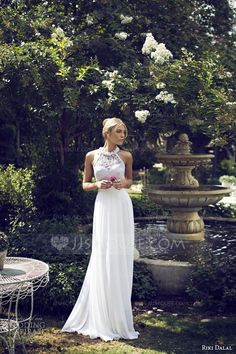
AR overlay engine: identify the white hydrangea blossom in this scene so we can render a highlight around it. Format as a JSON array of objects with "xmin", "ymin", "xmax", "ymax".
[
  {"xmin": 86, "ymin": 14, "xmax": 94, "ymax": 26},
  {"xmin": 51, "ymin": 27, "xmax": 73, "ymax": 47},
  {"xmin": 226, "ymin": 71, "xmax": 233, "ymax": 78},
  {"xmin": 115, "ymin": 32, "xmax": 128, "ymax": 40},
  {"xmin": 155, "ymin": 91, "xmax": 176, "ymax": 104},
  {"xmin": 142, "ymin": 33, "xmax": 158, "ymax": 55},
  {"xmin": 53, "ymin": 26, "xmax": 64, "ymax": 37},
  {"xmin": 35, "ymin": 30, "xmax": 41, "ymax": 37},
  {"xmin": 105, "ymin": 70, "xmax": 121, "ymax": 81},
  {"xmin": 120, "ymin": 14, "xmax": 133, "ymax": 24},
  {"xmin": 135, "ymin": 110, "xmax": 150, "ymax": 123},
  {"xmin": 142, "ymin": 33, "xmax": 173, "ymax": 65},
  {"xmin": 102, "ymin": 70, "xmax": 122, "ymax": 102},
  {"xmin": 156, "ymin": 82, "xmax": 166, "ymax": 89},
  {"xmin": 226, "ymin": 101, "xmax": 236, "ymax": 106},
  {"xmin": 192, "ymin": 3, "xmax": 215, "ymax": 21},
  {"xmin": 150, "ymin": 43, "xmax": 173, "ymax": 65},
  {"xmin": 66, "ymin": 39, "xmax": 73, "ymax": 48},
  {"xmin": 102, "ymin": 79, "xmax": 114, "ymax": 91},
  {"xmin": 218, "ymin": 71, "xmax": 233, "ymax": 79}
]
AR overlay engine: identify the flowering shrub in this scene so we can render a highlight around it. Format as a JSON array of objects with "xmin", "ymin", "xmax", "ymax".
[{"xmin": 138, "ymin": 33, "xmax": 236, "ymax": 145}]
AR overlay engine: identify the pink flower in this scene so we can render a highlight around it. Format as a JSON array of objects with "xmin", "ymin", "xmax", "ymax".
[{"xmin": 109, "ymin": 176, "xmax": 117, "ymax": 182}]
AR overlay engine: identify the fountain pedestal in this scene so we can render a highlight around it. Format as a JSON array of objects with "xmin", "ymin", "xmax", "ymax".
[
  {"xmin": 146, "ymin": 133, "xmax": 231, "ymax": 242},
  {"xmin": 141, "ymin": 133, "xmax": 231, "ymax": 295},
  {"xmin": 167, "ymin": 209, "xmax": 204, "ymax": 240}
]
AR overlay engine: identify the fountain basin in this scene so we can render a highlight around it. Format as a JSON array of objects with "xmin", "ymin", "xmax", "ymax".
[
  {"xmin": 145, "ymin": 185, "xmax": 232, "ymax": 208},
  {"xmin": 135, "ymin": 220, "xmax": 236, "ymax": 295},
  {"xmin": 157, "ymin": 153, "xmax": 214, "ymax": 167},
  {"xmin": 144, "ymin": 185, "xmax": 231, "ymax": 241},
  {"xmin": 136, "ymin": 258, "xmax": 192, "ymax": 295}
]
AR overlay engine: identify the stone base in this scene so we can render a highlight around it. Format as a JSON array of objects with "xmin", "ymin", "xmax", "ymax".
[
  {"xmin": 167, "ymin": 231, "xmax": 204, "ymax": 241},
  {"xmin": 136, "ymin": 258, "xmax": 193, "ymax": 295},
  {"xmin": 167, "ymin": 210, "xmax": 205, "ymax": 241}
]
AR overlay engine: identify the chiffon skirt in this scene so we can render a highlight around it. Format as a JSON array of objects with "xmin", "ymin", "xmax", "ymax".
[{"xmin": 62, "ymin": 187, "xmax": 139, "ymax": 341}]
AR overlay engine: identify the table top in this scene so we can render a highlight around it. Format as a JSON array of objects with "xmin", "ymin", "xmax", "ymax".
[
  {"xmin": 0, "ymin": 257, "xmax": 49, "ymax": 287},
  {"xmin": 0, "ymin": 257, "xmax": 49, "ymax": 311}
]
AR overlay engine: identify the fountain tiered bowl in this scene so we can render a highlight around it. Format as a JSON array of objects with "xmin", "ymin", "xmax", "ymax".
[{"xmin": 145, "ymin": 134, "xmax": 231, "ymax": 241}]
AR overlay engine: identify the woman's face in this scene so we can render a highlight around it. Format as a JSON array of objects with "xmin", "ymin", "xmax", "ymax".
[{"xmin": 107, "ymin": 124, "xmax": 126, "ymax": 145}]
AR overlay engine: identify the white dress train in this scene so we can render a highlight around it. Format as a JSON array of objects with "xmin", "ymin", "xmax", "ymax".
[{"xmin": 62, "ymin": 146, "xmax": 139, "ymax": 341}]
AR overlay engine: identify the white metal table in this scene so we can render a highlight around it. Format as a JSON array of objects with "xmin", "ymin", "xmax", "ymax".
[{"xmin": 0, "ymin": 257, "xmax": 49, "ymax": 353}]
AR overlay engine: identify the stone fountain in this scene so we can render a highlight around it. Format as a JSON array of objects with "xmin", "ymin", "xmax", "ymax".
[{"xmin": 138, "ymin": 133, "xmax": 231, "ymax": 295}]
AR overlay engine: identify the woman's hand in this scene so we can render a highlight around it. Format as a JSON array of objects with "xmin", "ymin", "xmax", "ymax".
[
  {"xmin": 96, "ymin": 180, "xmax": 112, "ymax": 190},
  {"xmin": 112, "ymin": 179, "xmax": 125, "ymax": 190}
]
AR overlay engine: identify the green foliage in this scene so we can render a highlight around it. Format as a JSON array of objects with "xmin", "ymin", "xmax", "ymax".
[
  {"xmin": 131, "ymin": 194, "xmax": 167, "ymax": 217},
  {"xmin": 0, "ymin": 164, "xmax": 35, "ymax": 227},
  {"xmin": 147, "ymin": 167, "xmax": 166, "ymax": 185},
  {"xmin": 34, "ymin": 169, "xmax": 96, "ymax": 218},
  {"xmin": 0, "ymin": 164, "xmax": 34, "ymax": 207},
  {"xmin": 186, "ymin": 243, "xmax": 236, "ymax": 312},
  {"xmin": 203, "ymin": 203, "xmax": 236, "ymax": 218},
  {"xmin": 219, "ymin": 175, "xmax": 236, "ymax": 185},
  {"xmin": 132, "ymin": 261, "xmax": 158, "ymax": 301},
  {"xmin": 0, "ymin": 231, "xmax": 9, "ymax": 251},
  {"xmin": 34, "ymin": 257, "xmax": 89, "ymax": 314},
  {"xmin": 220, "ymin": 159, "xmax": 236, "ymax": 176},
  {"xmin": 8, "ymin": 215, "xmax": 91, "ymax": 259},
  {"xmin": 0, "ymin": 124, "xmax": 17, "ymax": 164},
  {"xmin": 132, "ymin": 149, "xmax": 157, "ymax": 169}
]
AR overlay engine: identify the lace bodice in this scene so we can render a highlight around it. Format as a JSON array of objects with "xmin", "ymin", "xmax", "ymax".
[{"xmin": 93, "ymin": 146, "xmax": 125, "ymax": 182}]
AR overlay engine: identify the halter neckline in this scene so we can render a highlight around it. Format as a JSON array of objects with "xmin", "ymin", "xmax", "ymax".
[
  {"xmin": 100, "ymin": 146, "xmax": 120, "ymax": 155},
  {"xmin": 93, "ymin": 146, "xmax": 124, "ymax": 169}
]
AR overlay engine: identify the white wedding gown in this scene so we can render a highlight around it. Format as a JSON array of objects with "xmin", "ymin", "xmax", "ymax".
[{"xmin": 62, "ymin": 146, "xmax": 139, "ymax": 341}]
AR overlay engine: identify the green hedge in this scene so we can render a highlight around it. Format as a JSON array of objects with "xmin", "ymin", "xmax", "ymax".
[
  {"xmin": 0, "ymin": 164, "xmax": 35, "ymax": 227},
  {"xmin": 131, "ymin": 194, "xmax": 167, "ymax": 217},
  {"xmin": 30, "ymin": 258, "xmax": 158, "ymax": 315},
  {"xmin": 203, "ymin": 203, "xmax": 236, "ymax": 218}
]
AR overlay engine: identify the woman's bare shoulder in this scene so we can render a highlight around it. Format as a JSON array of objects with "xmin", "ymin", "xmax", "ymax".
[
  {"xmin": 85, "ymin": 149, "xmax": 100, "ymax": 161},
  {"xmin": 119, "ymin": 149, "xmax": 133, "ymax": 161}
]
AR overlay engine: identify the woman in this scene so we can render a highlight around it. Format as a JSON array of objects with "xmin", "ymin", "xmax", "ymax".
[{"xmin": 62, "ymin": 118, "xmax": 139, "ymax": 341}]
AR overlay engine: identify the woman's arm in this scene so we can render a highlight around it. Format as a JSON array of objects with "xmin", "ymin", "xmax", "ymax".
[
  {"xmin": 82, "ymin": 152, "xmax": 98, "ymax": 191},
  {"xmin": 113, "ymin": 151, "xmax": 133, "ymax": 189}
]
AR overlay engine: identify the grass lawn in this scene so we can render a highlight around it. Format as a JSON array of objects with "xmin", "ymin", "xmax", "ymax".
[{"xmin": 11, "ymin": 301, "xmax": 236, "ymax": 354}]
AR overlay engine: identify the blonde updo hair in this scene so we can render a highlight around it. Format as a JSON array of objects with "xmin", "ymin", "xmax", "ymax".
[{"xmin": 102, "ymin": 117, "xmax": 128, "ymax": 143}]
